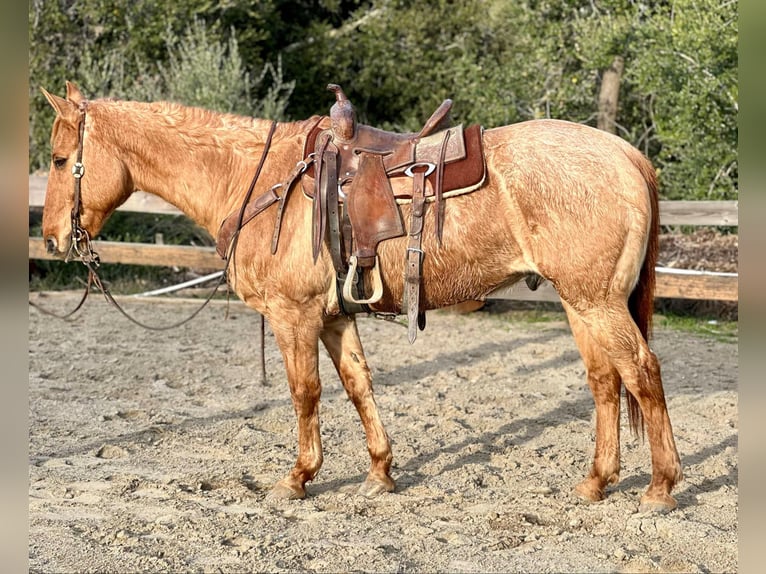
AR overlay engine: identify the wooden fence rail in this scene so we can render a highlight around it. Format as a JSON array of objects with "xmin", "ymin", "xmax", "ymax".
[{"xmin": 28, "ymin": 176, "xmax": 738, "ymax": 302}]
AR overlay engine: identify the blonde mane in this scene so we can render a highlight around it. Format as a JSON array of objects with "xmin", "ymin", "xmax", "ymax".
[{"xmin": 85, "ymin": 98, "xmax": 320, "ymax": 159}]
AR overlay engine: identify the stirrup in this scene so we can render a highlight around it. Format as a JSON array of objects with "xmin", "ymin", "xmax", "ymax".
[{"xmin": 342, "ymin": 255, "xmax": 384, "ymax": 305}]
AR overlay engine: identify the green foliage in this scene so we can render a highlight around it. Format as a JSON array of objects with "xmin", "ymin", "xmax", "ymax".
[
  {"xmin": 629, "ymin": 0, "xmax": 738, "ymax": 200},
  {"xmin": 276, "ymin": 0, "xmax": 736, "ymax": 200},
  {"xmin": 160, "ymin": 20, "xmax": 254, "ymax": 114},
  {"xmin": 30, "ymin": 0, "xmax": 738, "ymax": 201},
  {"xmin": 29, "ymin": 1, "xmax": 290, "ymax": 171}
]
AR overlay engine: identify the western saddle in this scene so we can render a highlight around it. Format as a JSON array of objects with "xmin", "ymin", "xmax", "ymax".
[{"xmin": 217, "ymin": 84, "xmax": 486, "ymax": 342}]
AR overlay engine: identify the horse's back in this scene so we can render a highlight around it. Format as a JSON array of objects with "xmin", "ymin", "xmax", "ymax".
[{"xmin": 484, "ymin": 119, "xmax": 649, "ymax": 185}]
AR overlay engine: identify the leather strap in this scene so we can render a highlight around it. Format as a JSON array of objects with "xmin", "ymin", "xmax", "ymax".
[
  {"xmin": 216, "ymin": 188, "xmax": 280, "ymax": 258},
  {"xmin": 71, "ymin": 112, "xmax": 86, "ymax": 233},
  {"xmin": 323, "ymin": 149, "xmax": 345, "ymax": 273},
  {"xmin": 434, "ymin": 129, "xmax": 450, "ymax": 245},
  {"xmin": 215, "ymin": 121, "xmax": 278, "ymax": 259},
  {"xmin": 271, "ymin": 156, "xmax": 314, "ymax": 254},
  {"xmin": 405, "ymin": 167, "xmax": 427, "ymax": 344},
  {"xmin": 312, "ymin": 133, "xmax": 331, "ymax": 262}
]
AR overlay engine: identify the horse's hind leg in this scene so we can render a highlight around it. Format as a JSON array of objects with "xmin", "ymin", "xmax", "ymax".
[
  {"xmin": 320, "ymin": 315, "xmax": 395, "ymax": 497},
  {"xmin": 562, "ymin": 301, "xmax": 622, "ymax": 503},
  {"xmin": 267, "ymin": 309, "xmax": 325, "ymax": 500},
  {"xmin": 574, "ymin": 302, "xmax": 683, "ymax": 512}
]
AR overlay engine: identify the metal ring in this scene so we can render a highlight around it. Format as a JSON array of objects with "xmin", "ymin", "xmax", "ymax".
[{"xmin": 404, "ymin": 162, "xmax": 435, "ymax": 177}]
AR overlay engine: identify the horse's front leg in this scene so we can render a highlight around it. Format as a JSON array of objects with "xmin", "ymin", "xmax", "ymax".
[
  {"xmin": 320, "ymin": 315, "xmax": 395, "ymax": 497},
  {"xmin": 267, "ymin": 311, "xmax": 325, "ymax": 500}
]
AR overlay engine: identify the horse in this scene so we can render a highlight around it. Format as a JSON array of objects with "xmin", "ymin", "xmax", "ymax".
[{"xmin": 40, "ymin": 81, "xmax": 682, "ymax": 512}]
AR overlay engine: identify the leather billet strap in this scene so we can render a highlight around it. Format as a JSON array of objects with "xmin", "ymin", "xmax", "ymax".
[
  {"xmin": 323, "ymin": 149, "xmax": 345, "ymax": 273},
  {"xmin": 312, "ymin": 132, "xmax": 331, "ymax": 262},
  {"xmin": 270, "ymin": 155, "xmax": 314, "ymax": 254},
  {"xmin": 405, "ymin": 163, "xmax": 432, "ymax": 344},
  {"xmin": 434, "ymin": 129, "xmax": 450, "ymax": 245}
]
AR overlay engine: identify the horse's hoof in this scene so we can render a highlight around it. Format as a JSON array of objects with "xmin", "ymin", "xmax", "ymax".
[
  {"xmin": 638, "ymin": 492, "xmax": 677, "ymax": 513},
  {"xmin": 267, "ymin": 480, "xmax": 305, "ymax": 500},
  {"xmin": 358, "ymin": 476, "xmax": 395, "ymax": 498},
  {"xmin": 574, "ymin": 480, "xmax": 604, "ymax": 503}
]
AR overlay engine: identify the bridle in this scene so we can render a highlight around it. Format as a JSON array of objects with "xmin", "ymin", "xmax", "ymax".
[
  {"xmin": 66, "ymin": 105, "xmax": 100, "ymax": 267},
  {"xmin": 31, "ymin": 103, "xmax": 278, "ymax": 335}
]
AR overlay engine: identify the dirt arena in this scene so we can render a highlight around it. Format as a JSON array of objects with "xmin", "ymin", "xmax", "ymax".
[{"xmin": 28, "ymin": 293, "xmax": 738, "ymax": 573}]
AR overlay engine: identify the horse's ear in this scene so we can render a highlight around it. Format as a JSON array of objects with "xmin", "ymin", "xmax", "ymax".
[
  {"xmin": 40, "ymin": 86, "xmax": 73, "ymax": 117},
  {"xmin": 65, "ymin": 81, "xmax": 85, "ymax": 104}
]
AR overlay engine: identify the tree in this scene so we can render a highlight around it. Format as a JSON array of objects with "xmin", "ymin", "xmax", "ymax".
[{"xmin": 29, "ymin": 0, "xmax": 737, "ymax": 201}]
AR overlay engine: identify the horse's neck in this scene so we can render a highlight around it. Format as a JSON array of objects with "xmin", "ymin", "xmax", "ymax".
[{"xmin": 96, "ymin": 101, "xmax": 284, "ymax": 236}]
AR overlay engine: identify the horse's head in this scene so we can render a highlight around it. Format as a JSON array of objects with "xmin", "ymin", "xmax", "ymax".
[{"xmin": 40, "ymin": 82, "xmax": 131, "ymax": 260}]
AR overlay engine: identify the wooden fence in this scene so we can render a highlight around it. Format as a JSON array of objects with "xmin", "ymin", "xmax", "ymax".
[{"xmin": 28, "ymin": 176, "xmax": 738, "ymax": 302}]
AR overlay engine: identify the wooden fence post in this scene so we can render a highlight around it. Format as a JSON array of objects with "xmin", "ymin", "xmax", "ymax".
[{"xmin": 597, "ymin": 55, "xmax": 624, "ymax": 134}]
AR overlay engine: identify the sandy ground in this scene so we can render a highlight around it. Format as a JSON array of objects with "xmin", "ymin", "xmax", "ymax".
[{"xmin": 28, "ymin": 293, "xmax": 738, "ymax": 573}]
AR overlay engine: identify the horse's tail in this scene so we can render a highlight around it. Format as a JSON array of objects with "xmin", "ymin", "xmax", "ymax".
[{"xmin": 625, "ymin": 149, "xmax": 660, "ymax": 438}]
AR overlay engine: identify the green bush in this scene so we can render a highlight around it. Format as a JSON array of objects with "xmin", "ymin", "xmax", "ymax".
[{"xmin": 30, "ymin": 5, "xmax": 292, "ymax": 172}]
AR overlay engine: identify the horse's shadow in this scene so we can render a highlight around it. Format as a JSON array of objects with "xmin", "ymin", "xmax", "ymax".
[
  {"xmin": 314, "ymin": 328, "xmax": 738, "ymax": 504},
  {"xmin": 31, "ymin": 326, "xmax": 560, "ymax": 462}
]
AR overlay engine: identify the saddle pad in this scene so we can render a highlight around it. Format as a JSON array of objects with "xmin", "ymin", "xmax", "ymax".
[{"xmin": 301, "ymin": 124, "xmax": 485, "ymax": 200}]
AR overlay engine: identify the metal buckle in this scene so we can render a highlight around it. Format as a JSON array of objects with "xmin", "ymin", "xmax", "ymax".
[
  {"xmin": 297, "ymin": 155, "xmax": 315, "ymax": 173},
  {"xmin": 72, "ymin": 162, "xmax": 85, "ymax": 179},
  {"xmin": 404, "ymin": 162, "xmax": 435, "ymax": 177}
]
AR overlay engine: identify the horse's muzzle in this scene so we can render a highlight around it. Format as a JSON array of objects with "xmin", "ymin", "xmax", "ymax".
[{"xmin": 45, "ymin": 237, "xmax": 58, "ymax": 255}]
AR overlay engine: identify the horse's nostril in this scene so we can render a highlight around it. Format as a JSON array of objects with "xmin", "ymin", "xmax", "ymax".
[{"xmin": 45, "ymin": 237, "xmax": 58, "ymax": 254}]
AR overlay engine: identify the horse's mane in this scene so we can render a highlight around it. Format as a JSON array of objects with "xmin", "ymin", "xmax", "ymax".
[
  {"xmin": 146, "ymin": 100, "xmax": 276, "ymax": 135},
  {"xmin": 85, "ymin": 98, "xmax": 320, "ymax": 153}
]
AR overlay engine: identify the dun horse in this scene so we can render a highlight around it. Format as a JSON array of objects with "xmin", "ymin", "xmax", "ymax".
[{"xmin": 40, "ymin": 82, "xmax": 682, "ymax": 512}]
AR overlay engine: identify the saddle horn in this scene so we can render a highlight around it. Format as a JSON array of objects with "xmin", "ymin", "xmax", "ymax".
[{"xmin": 327, "ymin": 84, "xmax": 356, "ymax": 142}]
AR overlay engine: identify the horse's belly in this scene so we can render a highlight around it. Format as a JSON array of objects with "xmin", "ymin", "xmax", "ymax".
[{"xmin": 372, "ymin": 230, "xmax": 528, "ymax": 312}]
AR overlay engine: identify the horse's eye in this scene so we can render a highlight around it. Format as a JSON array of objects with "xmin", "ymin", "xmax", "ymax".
[{"xmin": 53, "ymin": 157, "xmax": 67, "ymax": 169}]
